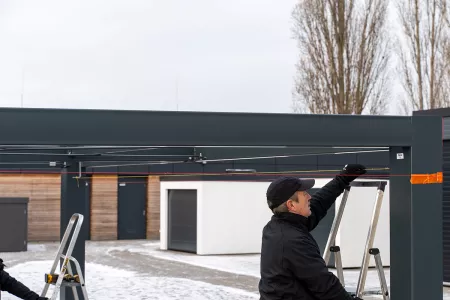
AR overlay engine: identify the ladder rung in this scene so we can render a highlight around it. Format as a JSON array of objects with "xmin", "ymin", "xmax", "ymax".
[
  {"xmin": 45, "ymin": 273, "xmax": 81, "ymax": 284},
  {"xmin": 346, "ymin": 287, "xmax": 383, "ymax": 295},
  {"xmin": 61, "ymin": 282, "xmax": 84, "ymax": 287}
]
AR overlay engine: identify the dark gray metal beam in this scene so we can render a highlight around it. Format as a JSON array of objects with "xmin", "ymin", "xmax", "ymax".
[
  {"xmin": 195, "ymin": 147, "xmax": 388, "ymax": 161},
  {"xmin": 0, "ymin": 108, "xmax": 412, "ymax": 146},
  {"xmin": 413, "ymin": 107, "xmax": 450, "ymax": 117},
  {"xmin": 0, "ymin": 147, "xmax": 194, "ymax": 163},
  {"xmin": 388, "ymin": 115, "xmax": 443, "ymax": 300},
  {"xmin": 389, "ymin": 146, "xmax": 412, "ymax": 299},
  {"xmin": 410, "ymin": 115, "xmax": 443, "ymax": 299},
  {"xmin": 0, "ymin": 146, "xmax": 389, "ymax": 164},
  {"xmin": 0, "ymin": 154, "xmax": 191, "ymax": 163},
  {"xmin": 60, "ymin": 162, "xmax": 88, "ymax": 300}
]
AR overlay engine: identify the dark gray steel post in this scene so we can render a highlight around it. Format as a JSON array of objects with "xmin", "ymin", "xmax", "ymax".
[
  {"xmin": 410, "ymin": 115, "xmax": 443, "ymax": 299},
  {"xmin": 60, "ymin": 161, "xmax": 88, "ymax": 300},
  {"xmin": 389, "ymin": 146, "xmax": 412, "ymax": 299}
]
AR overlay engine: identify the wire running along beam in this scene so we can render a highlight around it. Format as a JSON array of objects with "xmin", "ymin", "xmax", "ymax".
[
  {"xmin": 84, "ymin": 148, "xmax": 390, "ymax": 169},
  {"xmin": 60, "ymin": 167, "xmax": 390, "ymax": 182},
  {"xmin": 0, "ymin": 147, "xmax": 411, "ymax": 186}
]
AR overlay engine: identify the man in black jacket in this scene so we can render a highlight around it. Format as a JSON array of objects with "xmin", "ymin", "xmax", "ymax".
[
  {"xmin": 0, "ymin": 258, "xmax": 48, "ymax": 300},
  {"xmin": 259, "ymin": 164, "xmax": 366, "ymax": 300}
]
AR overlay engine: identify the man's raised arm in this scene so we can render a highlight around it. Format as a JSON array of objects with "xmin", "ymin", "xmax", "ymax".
[{"xmin": 306, "ymin": 164, "xmax": 366, "ymax": 231}]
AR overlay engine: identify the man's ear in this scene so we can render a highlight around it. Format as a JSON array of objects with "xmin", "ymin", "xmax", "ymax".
[
  {"xmin": 286, "ymin": 199, "xmax": 294, "ymax": 211},
  {"xmin": 285, "ymin": 200, "xmax": 291, "ymax": 210}
]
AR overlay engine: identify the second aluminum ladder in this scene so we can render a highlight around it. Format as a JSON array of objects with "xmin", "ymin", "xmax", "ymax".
[{"xmin": 41, "ymin": 213, "xmax": 89, "ymax": 300}]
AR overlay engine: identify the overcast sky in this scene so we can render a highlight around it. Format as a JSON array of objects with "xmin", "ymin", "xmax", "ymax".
[{"xmin": 0, "ymin": 0, "xmax": 403, "ymax": 115}]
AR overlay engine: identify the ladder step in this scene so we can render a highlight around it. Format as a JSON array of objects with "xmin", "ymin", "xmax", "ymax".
[
  {"xmin": 45, "ymin": 273, "xmax": 81, "ymax": 284},
  {"xmin": 346, "ymin": 286, "xmax": 384, "ymax": 295},
  {"xmin": 61, "ymin": 282, "xmax": 84, "ymax": 287},
  {"xmin": 46, "ymin": 281, "xmax": 84, "ymax": 287},
  {"xmin": 330, "ymin": 246, "xmax": 340, "ymax": 252}
]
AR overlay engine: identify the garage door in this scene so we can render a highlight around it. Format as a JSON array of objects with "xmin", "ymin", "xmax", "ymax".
[
  {"xmin": 0, "ymin": 198, "xmax": 28, "ymax": 252},
  {"xmin": 443, "ymin": 141, "xmax": 450, "ymax": 283},
  {"xmin": 168, "ymin": 189, "xmax": 197, "ymax": 253}
]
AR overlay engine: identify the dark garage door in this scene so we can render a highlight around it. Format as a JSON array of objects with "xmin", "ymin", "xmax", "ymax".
[
  {"xmin": 118, "ymin": 176, "xmax": 147, "ymax": 240},
  {"xmin": 168, "ymin": 189, "xmax": 197, "ymax": 253},
  {"xmin": 0, "ymin": 198, "xmax": 28, "ymax": 252},
  {"xmin": 443, "ymin": 141, "xmax": 450, "ymax": 283}
]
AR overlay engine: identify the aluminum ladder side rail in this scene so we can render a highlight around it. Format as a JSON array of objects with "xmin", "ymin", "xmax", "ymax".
[
  {"xmin": 355, "ymin": 182, "xmax": 387, "ymax": 298},
  {"xmin": 330, "ymin": 246, "xmax": 345, "ymax": 286},
  {"xmin": 65, "ymin": 256, "xmax": 89, "ymax": 300},
  {"xmin": 323, "ymin": 186, "xmax": 351, "ymax": 265},
  {"xmin": 41, "ymin": 213, "xmax": 88, "ymax": 300},
  {"xmin": 322, "ymin": 181, "xmax": 388, "ymax": 297},
  {"xmin": 369, "ymin": 248, "xmax": 390, "ymax": 300}
]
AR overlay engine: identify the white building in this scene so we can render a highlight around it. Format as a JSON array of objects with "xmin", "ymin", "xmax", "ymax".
[{"xmin": 159, "ymin": 177, "xmax": 390, "ymax": 268}]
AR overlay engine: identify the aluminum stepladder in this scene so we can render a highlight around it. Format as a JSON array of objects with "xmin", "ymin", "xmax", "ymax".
[
  {"xmin": 322, "ymin": 181, "xmax": 390, "ymax": 300},
  {"xmin": 41, "ymin": 213, "xmax": 89, "ymax": 300}
]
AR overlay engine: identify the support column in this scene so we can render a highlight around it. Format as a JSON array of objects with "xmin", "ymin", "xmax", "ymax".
[
  {"xmin": 410, "ymin": 115, "xmax": 443, "ymax": 300},
  {"xmin": 389, "ymin": 146, "xmax": 412, "ymax": 299},
  {"xmin": 60, "ymin": 161, "xmax": 88, "ymax": 300}
]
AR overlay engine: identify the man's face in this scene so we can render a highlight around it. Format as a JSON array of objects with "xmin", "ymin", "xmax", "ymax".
[{"xmin": 287, "ymin": 191, "xmax": 312, "ymax": 217}]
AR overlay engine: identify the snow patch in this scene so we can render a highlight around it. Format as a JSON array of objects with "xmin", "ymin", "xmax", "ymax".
[{"xmin": 26, "ymin": 244, "xmax": 48, "ymax": 252}]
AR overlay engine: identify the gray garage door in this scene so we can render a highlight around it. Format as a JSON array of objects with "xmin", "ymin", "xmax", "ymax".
[
  {"xmin": 443, "ymin": 141, "xmax": 450, "ymax": 283},
  {"xmin": 168, "ymin": 189, "xmax": 197, "ymax": 253},
  {"xmin": 0, "ymin": 198, "xmax": 28, "ymax": 252}
]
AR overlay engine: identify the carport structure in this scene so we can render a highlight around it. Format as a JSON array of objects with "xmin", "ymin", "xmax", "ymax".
[{"xmin": 0, "ymin": 107, "xmax": 443, "ymax": 300}]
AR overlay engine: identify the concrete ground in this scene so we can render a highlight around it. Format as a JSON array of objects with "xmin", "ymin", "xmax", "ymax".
[{"xmin": 0, "ymin": 240, "xmax": 448, "ymax": 299}]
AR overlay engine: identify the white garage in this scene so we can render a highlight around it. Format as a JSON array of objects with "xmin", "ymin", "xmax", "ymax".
[{"xmin": 159, "ymin": 177, "xmax": 390, "ymax": 268}]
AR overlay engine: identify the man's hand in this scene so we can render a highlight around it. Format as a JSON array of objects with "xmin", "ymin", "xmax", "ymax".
[
  {"xmin": 0, "ymin": 258, "xmax": 5, "ymax": 271},
  {"xmin": 340, "ymin": 164, "xmax": 366, "ymax": 183},
  {"xmin": 347, "ymin": 291, "xmax": 363, "ymax": 300}
]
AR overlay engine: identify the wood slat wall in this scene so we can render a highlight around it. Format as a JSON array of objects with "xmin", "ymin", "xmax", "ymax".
[
  {"xmin": 90, "ymin": 175, "xmax": 118, "ymax": 240},
  {"xmin": 0, "ymin": 174, "xmax": 61, "ymax": 241},
  {"xmin": 147, "ymin": 176, "xmax": 160, "ymax": 239},
  {"xmin": 0, "ymin": 174, "xmax": 162, "ymax": 242}
]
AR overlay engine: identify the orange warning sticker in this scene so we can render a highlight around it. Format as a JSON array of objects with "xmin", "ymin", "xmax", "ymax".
[{"xmin": 410, "ymin": 172, "xmax": 443, "ymax": 184}]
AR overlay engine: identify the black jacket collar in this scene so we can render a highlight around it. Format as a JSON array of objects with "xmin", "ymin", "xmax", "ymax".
[{"xmin": 272, "ymin": 212, "xmax": 309, "ymax": 230}]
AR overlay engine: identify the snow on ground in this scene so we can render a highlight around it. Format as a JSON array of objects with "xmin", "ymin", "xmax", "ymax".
[
  {"xmin": 1, "ymin": 240, "xmax": 449, "ymax": 299},
  {"xmin": 105, "ymin": 240, "xmax": 450, "ymax": 299},
  {"xmin": 1, "ymin": 260, "xmax": 259, "ymax": 300},
  {"xmin": 109, "ymin": 241, "xmax": 388, "ymax": 290},
  {"xmin": 109, "ymin": 241, "xmax": 261, "ymax": 278}
]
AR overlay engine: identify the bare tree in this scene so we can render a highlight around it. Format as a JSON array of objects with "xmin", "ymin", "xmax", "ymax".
[
  {"xmin": 291, "ymin": 0, "xmax": 392, "ymax": 115},
  {"xmin": 446, "ymin": 2, "xmax": 450, "ymax": 81},
  {"xmin": 396, "ymin": 0, "xmax": 450, "ymax": 114}
]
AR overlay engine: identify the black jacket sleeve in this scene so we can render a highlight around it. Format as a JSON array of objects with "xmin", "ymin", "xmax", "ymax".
[
  {"xmin": 285, "ymin": 236, "xmax": 353, "ymax": 300},
  {"xmin": 0, "ymin": 269, "xmax": 41, "ymax": 300},
  {"xmin": 306, "ymin": 175, "xmax": 350, "ymax": 231}
]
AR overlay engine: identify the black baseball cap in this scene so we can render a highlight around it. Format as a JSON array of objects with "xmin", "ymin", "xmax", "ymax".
[{"xmin": 266, "ymin": 176, "xmax": 315, "ymax": 210}]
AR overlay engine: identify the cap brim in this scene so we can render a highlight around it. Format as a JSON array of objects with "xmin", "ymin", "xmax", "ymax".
[{"xmin": 299, "ymin": 179, "xmax": 315, "ymax": 191}]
